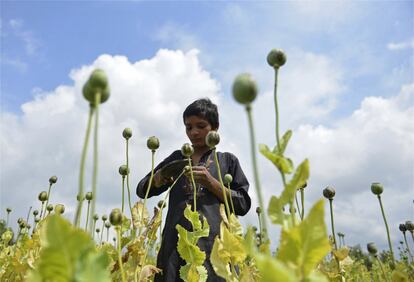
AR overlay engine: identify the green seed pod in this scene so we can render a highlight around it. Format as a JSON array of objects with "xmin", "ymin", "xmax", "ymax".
[
  {"xmin": 205, "ymin": 131, "xmax": 220, "ymax": 148},
  {"xmin": 82, "ymin": 69, "xmax": 110, "ymax": 105},
  {"xmin": 184, "ymin": 165, "xmax": 191, "ymax": 174},
  {"xmin": 93, "ymin": 214, "xmax": 99, "ymax": 221},
  {"xmin": 157, "ymin": 200, "xmax": 165, "ymax": 209},
  {"xmin": 38, "ymin": 191, "xmax": 48, "ymax": 202},
  {"xmin": 17, "ymin": 218, "xmax": 24, "ymax": 224},
  {"xmin": 122, "ymin": 128, "xmax": 132, "ymax": 140},
  {"xmin": 55, "ymin": 204, "xmax": 65, "ymax": 214},
  {"xmin": 33, "ymin": 210, "xmax": 39, "ymax": 216},
  {"xmin": 85, "ymin": 192, "xmax": 93, "ymax": 201},
  {"xmin": 181, "ymin": 143, "xmax": 194, "ymax": 158},
  {"xmin": 96, "ymin": 228, "xmax": 100, "ymax": 233},
  {"xmin": 76, "ymin": 194, "xmax": 84, "ymax": 201},
  {"xmin": 405, "ymin": 221, "xmax": 414, "ymax": 232},
  {"xmin": 256, "ymin": 207, "xmax": 262, "ymax": 214},
  {"xmin": 34, "ymin": 217, "xmax": 40, "ymax": 223},
  {"xmin": 147, "ymin": 136, "xmax": 160, "ymax": 151},
  {"xmin": 118, "ymin": 165, "xmax": 129, "ymax": 176},
  {"xmin": 46, "ymin": 204, "xmax": 54, "ymax": 212},
  {"xmin": 299, "ymin": 182, "xmax": 307, "ymax": 189},
  {"xmin": 323, "ymin": 186, "xmax": 336, "ymax": 199},
  {"xmin": 6, "ymin": 207, "xmax": 12, "ymax": 213},
  {"xmin": 19, "ymin": 220, "xmax": 27, "ymax": 229},
  {"xmin": 367, "ymin": 242, "xmax": 378, "ymax": 255},
  {"xmin": 267, "ymin": 49, "xmax": 287, "ymax": 68},
  {"xmin": 105, "ymin": 221, "xmax": 111, "ymax": 229},
  {"xmin": 252, "ymin": 226, "xmax": 258, "ymax": 232},
  {"xmin": 371, "ymin": 182, "xmax": 383, "ymax": 195},
  {"xmin": 109, "ymin": 208, "xmax": 123, "ymax": 226},
  {"xmin": 232, "ymin": 73, "xmax": 258, "ymax": 105},
  {"xmin": 49, "ymin": 175, "xmax": 58, "ymax": 184},
  {"xmin": 224, "ymin": 174, "xmax": 233, "ymax": 185},
  {"xmin": 399, "ymin": 223, "xmax": 407, "ymax": 232},
  {"xmin": 102, "ymin": 215, "xmax": 108, "ymax": 221},
  {"xmin": 27, "ymin": 224, "xmax": 31, "ymax": 230}
]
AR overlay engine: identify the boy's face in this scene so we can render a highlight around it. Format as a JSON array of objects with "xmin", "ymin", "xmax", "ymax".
[{"xmin": 184, "ymin": 115, "xmax": 215, "ymax": 149}]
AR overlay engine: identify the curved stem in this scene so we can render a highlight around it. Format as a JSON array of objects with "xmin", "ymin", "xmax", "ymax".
[
  {"xmin": 89, "ymin": 93, "xmax": 101, "ymax": 234},
  {"xmin": 6, "ymin": 212, "xmax": 10, "ymax": 227},
  {"xmin": 39, "ymin": 202, "xmax": 45, "ymax": 219},
  {"xmin": 26, "ymin": 206, "xmax": 32, "ymax": 224},
  {"xmin": 188, "ymin": 158, "xmax": 197, "ymax": 212},
  {"xmin": 294, "ymin": 193, "xmax": 302, "ymax": 220},
  {"xmin": 92, "ymin": 219, "xmax": 97, "ymax": 239},
  {"xmin": 106, "ymin": 227, "xmax": 109, "ymax": 242},
  {"xmin": 257, "ymin": 212, "xmax": 262, "ymax": 245},
  {"xmin": 74, "ymin": 106, "xmax": 95, "ymax": 227},
  {"xmin": 329, "ymin": 199, "xmax": 338, "ymax": 250},
  {"xmin": 226, "ymin": 183, "xmax": 235, "ymax": 214},
  {"xmin": 85, "ymin": 201, "xmax": 91, "ymax": 231},
  {"xmin": 403, "ymin": 232, "xmax": 414, "ymax": 262},
  {"xmin": 300, "ymin": 188, "xmax": 305, "ymax": 221},
  {"xmin": 213, "ymin": 149, "xmax": 230, "ymax": 216},
  {"xmin": 43, "ymin": 184, "xmax": 52, "ymax": 219},
  {"xmin": 377, "ymin": 195, "xmax": 396, "ymax": 267},
  {"xmin": 245, "ymin": 105, "xmax": 268, "ymax": 242},
  {"xmin": 140, "ymin": 150, "xmax": 156, "ymax": 236},
  {"xmin": 121, "ymin": 176, "xmax": 125, "ymax": 213},
  {"xmin": 125, "ymin": 139, "xmax": 133, "ymax": 219},
  {"xmin": 273, "ymin": 67, "xmax": 281, "ymax": 151},
  {"xmin": 100, "ymin": 220, "xmax": 105, "ymax": 244}
]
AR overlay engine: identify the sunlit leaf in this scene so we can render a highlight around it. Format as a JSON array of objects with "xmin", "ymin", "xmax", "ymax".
[
  {"xmin": 254, "ymin": 253, "xmax": 297, "ymax": 282},
  {"xmin": 259, "ymin": 144, "xmax": 294, "ymax": 174},
  {"xmin": 277, "ymin": 200, "xmax": 330, "ymax": 279}
]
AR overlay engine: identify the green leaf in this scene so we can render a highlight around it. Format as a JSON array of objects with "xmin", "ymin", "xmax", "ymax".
[
  {"xmin": 273, "ymin": 130, "xmax": 292, "ymax": 155},
  {"xmin": 254, "ymin": 253, "xmax": 297, "ymax": 282},
  {"xmin": 176, "ymin": 225, "xmax": 206, "ymax": 265},
  {"xmin": 277, "ymin": 199, "xmax": 331, "ymax": 279},
  {"xmin": 74, "ymin": 251, "xmax": 111, "ymax": 282},
  {"xmin": 242, "ymin": 227, "xmax": 257, "ymax": 256},
  {"xmin": 221, "ymin": 223, "xmax": 246, "ymax": 264},
  {"xmin": 210, "ymin": 237, "xmax": 233, "ymax": 280},
  {"xmin": 28, "ymin": 215, "xmax": 110, "ymax": 282},
  {"xmin": 259, "ymin": 144, "xmax": 294, "ymax": 174},
  {"xmin": 228, "ymin": 213, "xmax": 243, "ymax": 236},
  {"xmin": 184, "ymin": 204, "xmax": 202, "ymax": 231},
  {"xmin": 268, "ymin": 159, "xmax": 310, "ymax": 225},
  {"xmin": 179, "ymin": 264, "xmax": 208, "ymax": 282}
]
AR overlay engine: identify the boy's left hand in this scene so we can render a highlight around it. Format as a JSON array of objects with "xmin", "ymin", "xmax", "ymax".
[{"xmin": 186, "ymin": 166, "xmax": 215, "ymax": 188}]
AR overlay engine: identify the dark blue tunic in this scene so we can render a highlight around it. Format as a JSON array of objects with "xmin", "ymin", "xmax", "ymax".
[{"xmin": 137, "ymin": 149, "xmax": 251, "ymax": 282}]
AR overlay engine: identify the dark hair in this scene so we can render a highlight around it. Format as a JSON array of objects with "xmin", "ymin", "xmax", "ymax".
[{"xmin": 183, "ymin": 98, "xmax": 219, "ymax": 129}]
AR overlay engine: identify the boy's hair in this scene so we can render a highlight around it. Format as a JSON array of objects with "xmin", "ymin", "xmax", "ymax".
[{"xmin": 183, "ymin": 98, "xmax": 219, "ymax": 129}]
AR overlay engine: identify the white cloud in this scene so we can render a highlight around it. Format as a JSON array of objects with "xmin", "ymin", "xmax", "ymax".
[
  {"xmin": 1, "ymin": 49, "xmax": 412, "ymax": 254},
  {"xmin": 153, "ymin": 23, "xmax": 201, "ymax": 52},
  {"xmin": 387, "ymin": 39, "xmax": 414, "ymax": 51},
  {"xmin": 8, "ymin": 18, "xmax": 40, "ymax": 55}
]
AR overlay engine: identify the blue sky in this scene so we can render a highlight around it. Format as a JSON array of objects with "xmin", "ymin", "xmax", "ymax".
[{"xmin": 1, "ymin": 1, "xmax": 413, "ymax": 254}]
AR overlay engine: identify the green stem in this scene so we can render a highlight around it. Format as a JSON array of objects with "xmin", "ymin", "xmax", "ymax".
[
  {"xmin": 117, "ymin": 227, "xmax": 127, "ymax": 282},
  {"xmin": 39, "ymin": 202, "xmax": 45, "ymax": 219},
  {"xmin": 6, "ymin": 212, "xmax": 10, "ymax": 227},
  {"xmin": 295, "ymin": 192, "xmax": 302, "ymax": 220},
  {"xmin": 257, "ymin": 212, "xmax": 262, "ymax": 245},
  {"xmin": 140, "ymin": 150, "xmax": 156, "ymax": 236},
  {"xmin": 85, "ymin": 201, "xmax": 91, "ymax": 231},
  {"xmin": 125, "ymin": 139, "xmax": 133, "ymax": 219},
  {"xmin": 300, "ymin": 188, "xmax": 305, "ymax": 221},
  {"xmin": 329, "ymin": 199, "xmax": 341, "ymax": 275},
  {"xmin": 375, "ymin": 256, "xmax": 390, "ymax": 282},
  {"xmin": 273, "ymin": 67, "xmax": 281, "ymax": 152},
  {"xmin": 121, "ymin": 176, "xmax": 125, "ymax": 213},
  {"xmin": 106, "ymin": 227, "xmax": 110, "ymax": 242},
  {"xmin": 188, "ymin": 158, "xmax": 197, "ymax": 212},
  {"xmin": 26, "ymin": 206, "xmax": 32, "ymax": 224},
  {"xmin": 74, "ymin": 106, "xmax": 95, "ymax": 227},
  {"xmin": 43, "ymin": 184, "xmax": 52, "ymax": 219},
  {"xmin": 377, "ymin": 195, "xmax": 396, "ymax": 267},
  {"xmin": 213, "ymin": 149, "xmax": 230, "ymax": 216},
  {"xmin": 226, "ymin": 183, "xmax": 235, "ymax": 214},
  {"xmin": 245, "ymin": 105, "xmax": 268, "ymax": 242},
  {"xmin": 329, "ymin": 199, "xmax": 338, "ymax": 250},
  {"xmin": 89, "ymin": 93, "xmax": 101, "ymax": 234},
  {"xmin": 92, "ymin": 219, "xmax": 97, "ymax": 239},
  {"xmin": 403, "ymin": 232, "xmax": 414, "ymax": 262},
  {"xmin": 100, "ymin": 220, "xmax": 105, "ymax": 244}
]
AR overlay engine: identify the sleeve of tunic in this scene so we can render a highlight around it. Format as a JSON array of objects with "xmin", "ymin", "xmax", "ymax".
[
  {"xmin": 136, "ymin": 150, "xmax": 182, "ymax": 199},
  {"xmin": 225, "ymin": 152, "xmax": 251, "ymax": 216}
]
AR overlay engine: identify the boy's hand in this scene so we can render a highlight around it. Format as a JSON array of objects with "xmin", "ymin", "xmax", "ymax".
[{"xmin": 186, "ymin": 166, "xmax": 215, "ymax": 188}]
